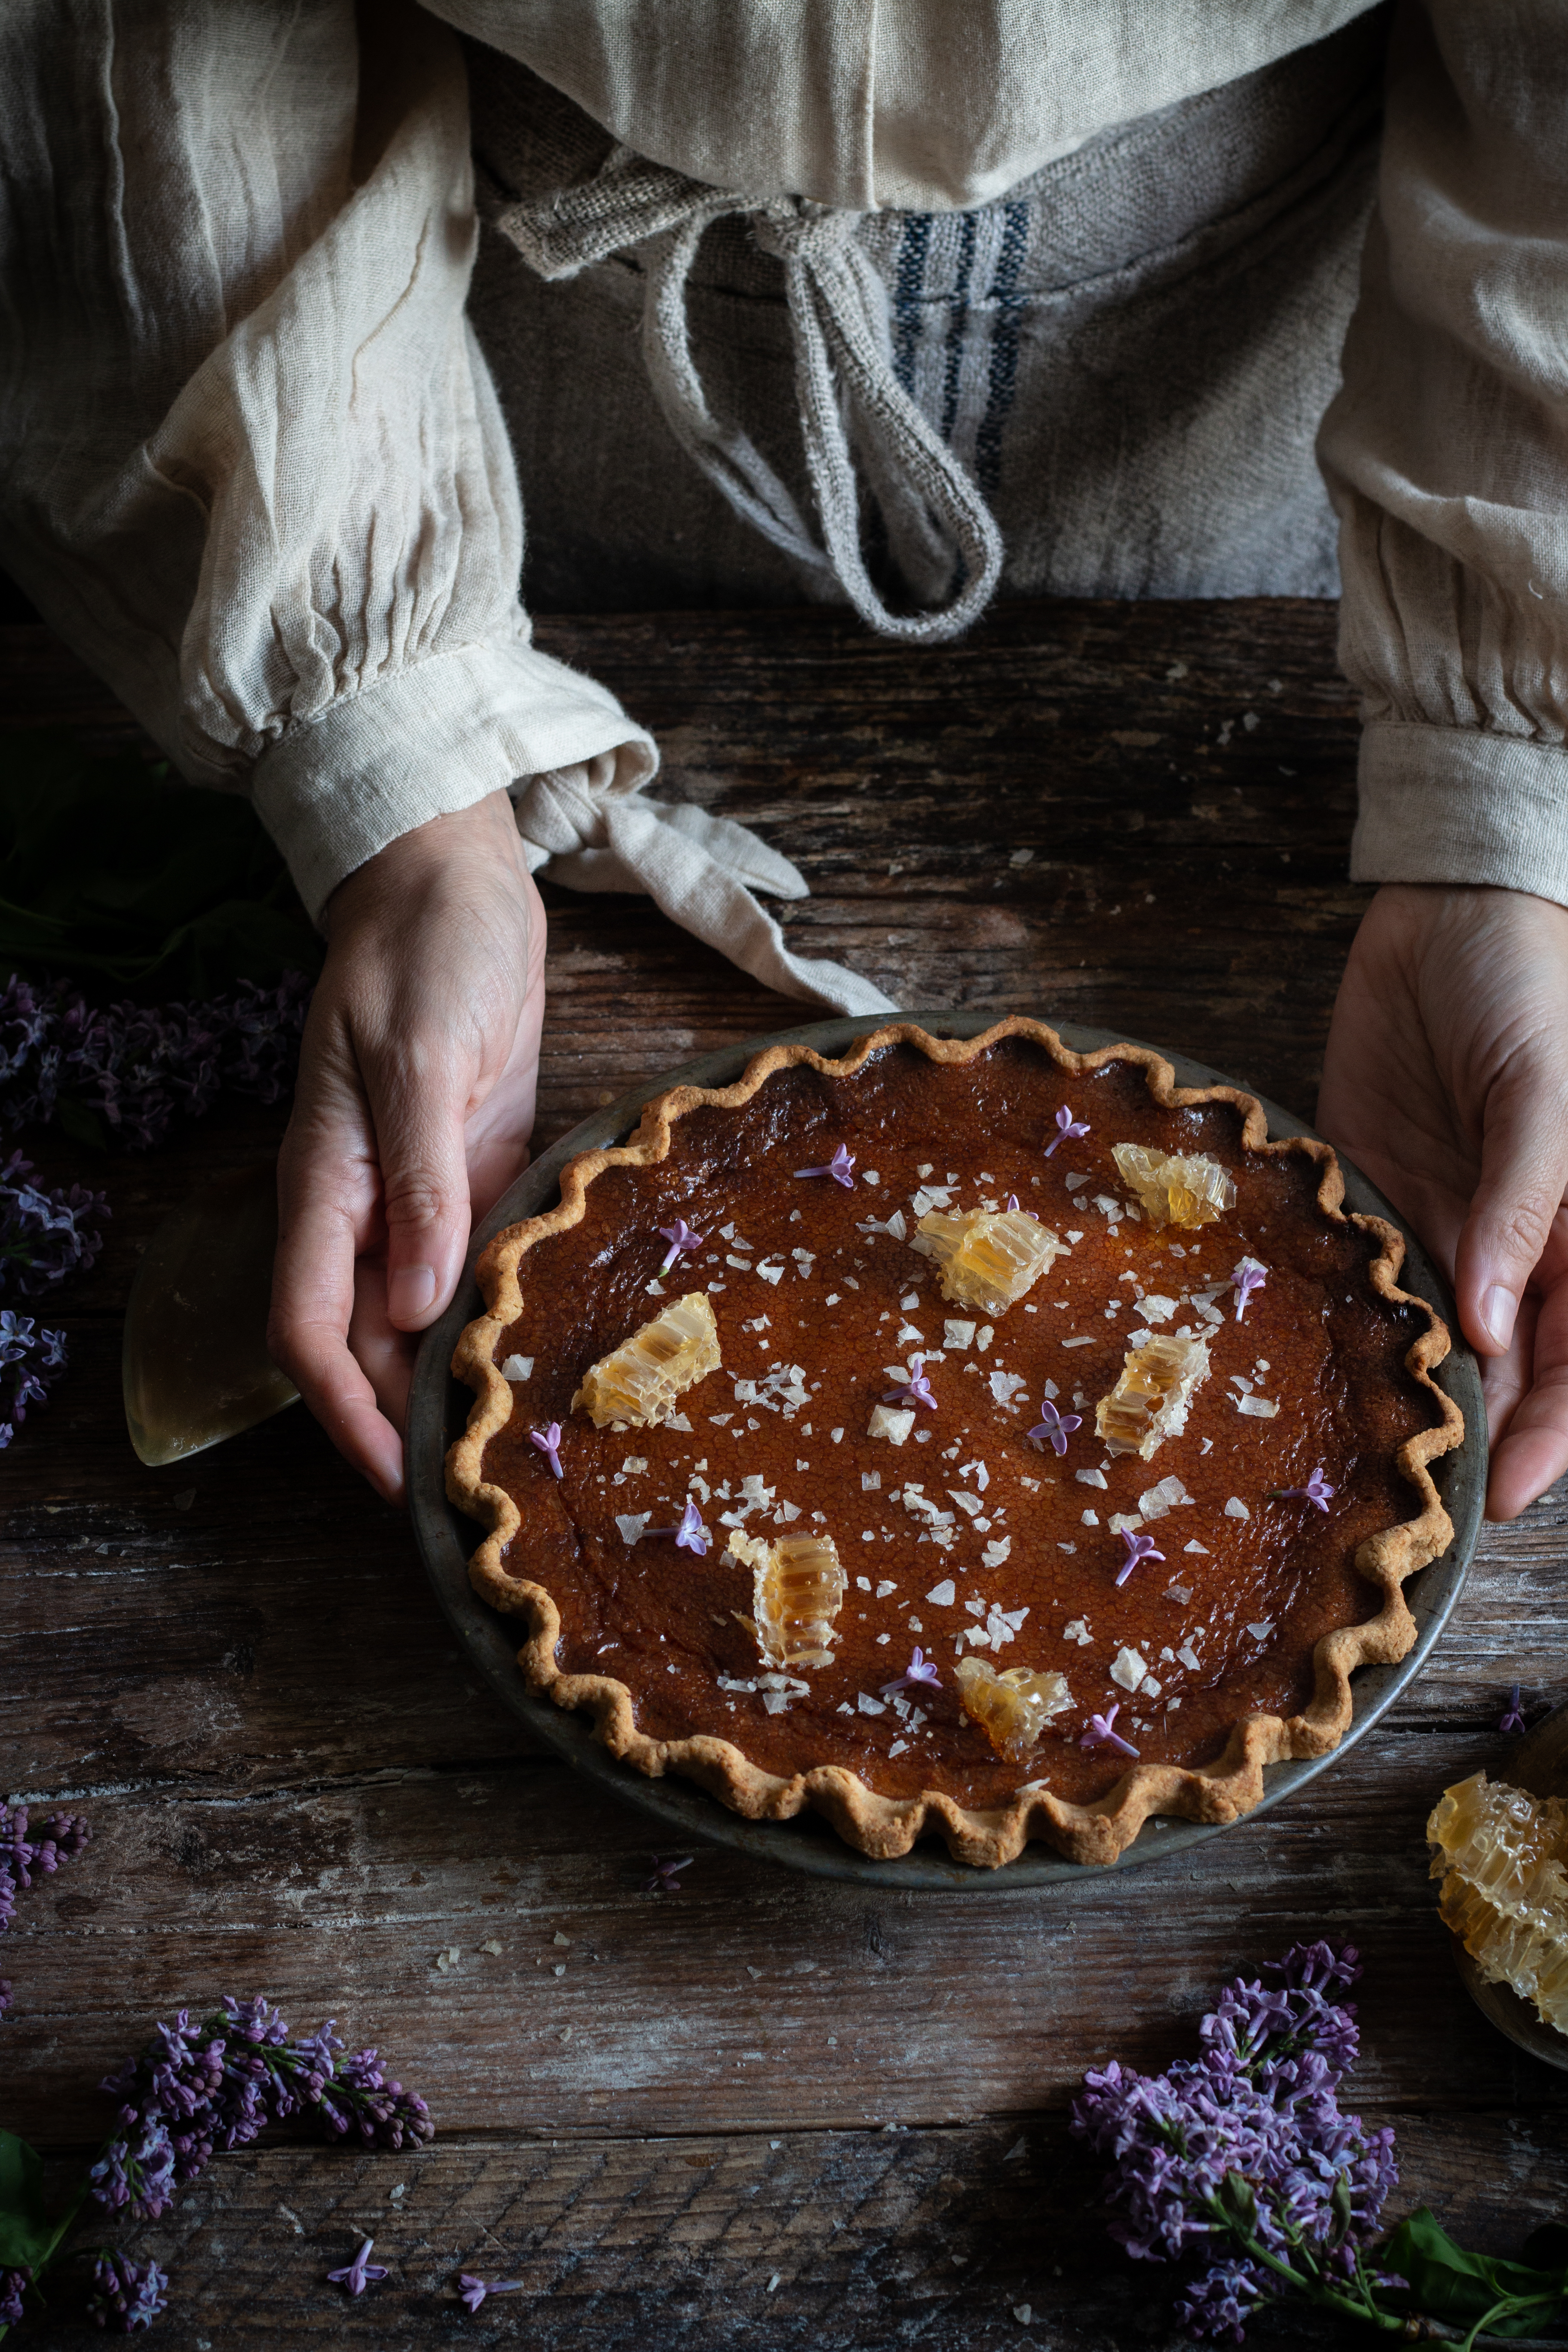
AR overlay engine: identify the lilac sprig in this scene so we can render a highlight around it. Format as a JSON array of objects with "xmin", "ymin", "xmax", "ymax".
[
  {"xmin": 89, "ymin": 1996, "xmax": 433, "ymax": 2223},
  {"xmin": 0, "ymin": 2271, "xmax": 26, "ymax": 2328},
  {"xmin": 0, "ymin": 1152, "xmax": 108, "ymax": 1298},
  {"xmin": 1071, "ymin": 1942, "xmax": 1402, "ymax": 2343},
  {"xmin": 84, "ymin": 2250, "xmax": 169, "ymax": 2333},
  {"xmin": 1, "ymin": 1801, "xmax": 90, "ymax": 1939},
  {"xmin": 0, "ymin": 971, "xmax": 311, "ymax": 1152}
]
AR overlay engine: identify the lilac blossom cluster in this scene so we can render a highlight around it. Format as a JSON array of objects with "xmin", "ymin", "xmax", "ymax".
[
  {"xmin": 89, "ymin": 1996, "xmax": 433, "ymax": 2223},
  {"xmin": 0, "ymin": 971, "xmax": 311, "ymax": 1152},
  {"xmin": 84, "ymin": 2251, "xmax": 169, "ymax": 2333},
  {"xmin": 0, "ymin": 1311, "xmax": 67, "ymax": 1451},
  {"xmin": 1, "ymin": 1802, "xmax": 90, "ymax": 1947},
  {"xmin": 1071, "ymin": 1942, "xmax": 1400, "ymax": 2343},
  {"xmin": 0, "ymin": 1152, "xmax": 107, "ymax": 1298}
]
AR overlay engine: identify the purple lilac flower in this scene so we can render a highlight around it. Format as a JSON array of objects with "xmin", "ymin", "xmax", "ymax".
[
  {"xmin": 1231, "ymin": 1257, "xmax": 1268, "ymax": 1320},
  {"xmin": 656, "ymin": 1219, "xmax": 704, "ymax": 1276},
  {"xmin": 793, "ymin": 1143, "xmax": 856, "ymax": 1188},
  {"xmin": 459, "ymin": 2273, "xmax": 525, "ymax": 2312},
  {"xmin": 1027, "ymin": 1396, "xmax": 1082, "ymax": 1456},
  {"xmin": 529, "ymin": 1422, "xmax": 564, "ymax": 1479},
  {"xmin": 84, "ymin": 2251, "xmax": 169, "ymax": 2332},
  {"xmin": 1499, "ymin": 1683, "xmax": 1527, "ymax": 1735},
  {"xmin": 882, "ymin": 1354, "xmax": 936, "ymax": 1410},
  {"xmin": 1081, "ymin": 1705, "xmax": 1139, "ymax": 1759},
  {"xmin": 0, "ymin": 1311, "xmax": 69, "ymax": 1449},
  {"xmin": 1071, "ymin": 1942, "xmax": 1398, "ymax": 2346},
  {"xmin": 1044, "ymin": 1106, "xmax": 1090, "ymax": 1157},
  {"xmin": 0, "ymin": 2267, "xmax": 28, "ymax": 2326},
  {"xmin": 327, "ymin": 2237, "xmax": 389, "ymax": 2296},
  {"xmin": 89, "ymin": 1996, "xmax": 432, "ymax": 2222},
  {"xmin": 1005, "ymin": 1193, "xmax": 1020, "ymax": 1212},
  {"xmin": 0, "ymin": 1151, "xmax": 109, "ymax": 1298},
  {"xmin": 0, "ymin": 971, "xmax": 312, "ymax": 1152},
  {"xmin": 643, "ymin": 1855, "xmax": 692, "ymax": 1894},
  {"xmin": 1270, "ymin": 1468, "xmax": 1335, "ymax": 1512},
  {"xmin": 1, "ymin": 1801, "xmax": 90, "ymax": 1937},
  {"xmin": 1115, "ymin": 1528, "xmax": 1164, "ymax": 1586},
  {"xmin": 880, "ymin": 1646, "xmax": 942, "ymax": 1700},
  {"xmin": 646, "ymin": 1498, "xmax": 709, "ymax": 1555}
]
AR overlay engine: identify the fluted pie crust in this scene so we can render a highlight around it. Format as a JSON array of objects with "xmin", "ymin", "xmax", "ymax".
[{"xmin": 447, "ymin": 1020, "xmax": 1464, "ymax": 1868}]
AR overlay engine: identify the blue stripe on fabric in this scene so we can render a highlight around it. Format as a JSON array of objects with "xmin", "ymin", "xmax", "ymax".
[
  {"xmin": 892, "ymin": 213, "xmax": 931, "ymax": 397},
  {"xmin": 939, "ymin": 210, "xmax": 979, "ymax": 446},
  {"xmin": 974, "ymin": 199, "xmax": 1029, "ymax": 498}
]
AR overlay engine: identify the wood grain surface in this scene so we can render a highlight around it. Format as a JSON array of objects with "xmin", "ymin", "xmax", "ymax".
[{"xmin": 3, "ymin": 605, "xmax": 1565, "ymax": 2350}]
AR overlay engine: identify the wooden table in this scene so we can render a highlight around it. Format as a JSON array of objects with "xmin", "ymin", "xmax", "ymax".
[{"xmin": 3, "ymin": 601, "xmax": 1565, "ymax": 2348}]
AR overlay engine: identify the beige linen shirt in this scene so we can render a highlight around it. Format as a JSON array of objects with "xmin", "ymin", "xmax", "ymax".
[{"xmin": 2, "ymin": 1, "xmax": 1567, "ymax": 999}]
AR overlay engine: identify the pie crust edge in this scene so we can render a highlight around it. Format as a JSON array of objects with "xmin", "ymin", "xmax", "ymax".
[{"xmin": 446, "ymin": 1018, "xmax": 1465, "ymax": 1869}]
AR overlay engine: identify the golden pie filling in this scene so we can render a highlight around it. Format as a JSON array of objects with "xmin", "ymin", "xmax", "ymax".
[{"xmin": 449, "ymin": 1024, "xmax": 1462, "ymax": 1865}]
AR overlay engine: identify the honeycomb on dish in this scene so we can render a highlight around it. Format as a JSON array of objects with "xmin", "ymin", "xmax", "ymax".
[
  {"xmin": 956, "ymin": 1657, "xmax": 1073, "ymax": 1760},
  {"xmin": 1428, "ymin": 1771, "xmax": 1568, "ymax": 2035},
  {"xmin": 1111, "ymin": 1142, "xmax": 1236, "ymax": 1231},
  {"xmin": 911, "ymin": 1207, "xmax": 1066, "ymax": 1316},
  {"xmin": 1096, "ymin": 1332, "xmax": 1212, "ymax": 1459},
  {"xmin": 571, "ymin": 1292, "xmax": 721, "ymax": 1429},
  {"xmin": 728, "ymin": 1530, "xmax": 847, "ymax": 1671}
]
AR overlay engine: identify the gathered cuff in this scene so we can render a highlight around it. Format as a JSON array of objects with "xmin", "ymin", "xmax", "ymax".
[
  {"xmin": 249, "ymin": 637, "xmax": 658, "ymax": 920},
  {"xmin": 1351, "ymin": 720, "xmax": 1568, "ymax": 909}
]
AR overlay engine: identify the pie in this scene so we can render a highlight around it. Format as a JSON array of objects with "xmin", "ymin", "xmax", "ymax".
[{"xmin": 447, "ymin": 1020, "xmax": 1463, "ymax": 1868}]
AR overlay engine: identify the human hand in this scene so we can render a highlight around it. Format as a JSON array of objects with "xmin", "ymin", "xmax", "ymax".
[
  {"xmin": 1317, "ymin": 883, "xmax": 1568, "ymax": 1522},
  {"xmin": 268, "ymin": 790, "xmax": 545, "ymax": 1504}
]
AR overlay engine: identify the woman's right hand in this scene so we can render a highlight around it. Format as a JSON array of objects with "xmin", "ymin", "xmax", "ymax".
[{"xmin": 268, "ymin": 789, "xmax": 546, "ymax": 1504}]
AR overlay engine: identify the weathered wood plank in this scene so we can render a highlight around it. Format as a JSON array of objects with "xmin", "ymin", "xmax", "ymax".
[{"xmin": 33, "ymin": 2115, "xmax": 1568, "ymax": 2352}]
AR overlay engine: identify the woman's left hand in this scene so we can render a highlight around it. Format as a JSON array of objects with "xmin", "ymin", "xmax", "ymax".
[{"xmin": 1317, "ymin": 882, "xmax": 1568, "ymax": 1522}]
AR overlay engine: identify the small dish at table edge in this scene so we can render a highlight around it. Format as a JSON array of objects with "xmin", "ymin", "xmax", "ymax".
[{"xmin": 407, "ymin": 1011, "xmax": 1486, "ymax": 1892}]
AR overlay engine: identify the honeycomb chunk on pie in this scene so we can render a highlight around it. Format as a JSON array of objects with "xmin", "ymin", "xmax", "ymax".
[
  {"xmin": 912, "ymin": 1207, "xmax": 1066, "ymax": 1315},
  {"xmin": 956, "ymin": 1657, "xmax": 1073, "ymax": 1760},
  {"xmin": 571, "ymin": 1292, "xmax": 720, "ymax": 1429},
  {"xmin": 1096, "ymin": 1331, "xmax": 1211, "ymax": 1459},
  {"xmin": 728, "ymin": 1529, "xmax": 846, "ymax": 1671},
  {"xmin": 1429, "ymin": 1773, "xmax": 1568, "ymax": 2034},
  {"xmin": 1111, "ymin": 1142, "xmax": 1236, "ymax": 1230}
]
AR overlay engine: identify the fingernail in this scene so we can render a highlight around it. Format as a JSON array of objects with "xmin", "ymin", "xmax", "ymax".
[
  {"xmin": 389, "ymin": 1264, "xmax": 437, "ymax": 1323},
  {"xmin": 1481, "ymin": 1284, "xmax": 1516, "ymax": 1350}
]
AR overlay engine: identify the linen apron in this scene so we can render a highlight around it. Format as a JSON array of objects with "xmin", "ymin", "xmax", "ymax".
[{"xmin": 462, "ymin": 12, "xmax": 1387, "ymax": 630}]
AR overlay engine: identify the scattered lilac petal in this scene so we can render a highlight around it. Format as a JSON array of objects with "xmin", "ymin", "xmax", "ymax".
[
  {"xmin": 1115, "ymin": 1528, "xmax": 1165, "ymax": 1587},
  {"xmin": 646, "ymin": 1498, "xmax": 710, "ymax": 1555},
  {"xmin": 643, "ymin": 1854, "xmax": 693, "ymax": 1895},
  {"xmin": 881, "ymin": 1646, "xmax": 943, "ymax": 1700},
  {"xmin": 458, "ymin": 2273, "xmax": 524, "ymax": 2313},
  {"xmin": 656, "ymin": 1219, "xmax": 704, "ymax": 1276},
  {"xmin": 1499, "ymin": 1683, "xmax": 1526, "ymax": 1736},
  {"xmin": 1231, "ymin": 1257, "xmax": 1268, "ymax": 1320},
  {"xmin": 1006, "ymin": 1193, "xmax": 1020, "ymax": 1212},
  {"xmin": 1028, "ymin": 1397, "xmax": 1082, "ymax": 1457},
  {"xmin": 1044, "ymin": 1105, "xmax": 1090, "ymax": 1158},
  {"xmin": 1271, "ymin": 1467, "xmax": 1334, "ymax": 1512},
  {"xmin": 1081, "ymin": 1704, "xmax": 1139, "ymax": 1759},
  {"xmin": 529, "ymin": 1422, "xmax": 564, "ymax": 1479},
  {"xmin": 883, "ymin": 1354, "xmax": 937, "ymax": 1411},
  {"xmin": 794, "ymin": 1142, "xmax": 857, "ymax": 1188},
  {"xmin": 327, "ymin": 2238, "xmax": 389, "ymax": 2297}
]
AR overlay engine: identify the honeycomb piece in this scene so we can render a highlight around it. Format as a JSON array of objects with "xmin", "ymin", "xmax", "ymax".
[
  {"xmin": 729, "ymin": 1529, "xmax": 847, "ymax": 1671},
  {"xmin": 956, "ymin": 1657, "xmax": 1073, "ymax": 1760},
  {"xmin": 911, "ymin": 1207, "xmax": 1066, "ymax": 1316},
  {"xmin": 571, "ymin": 1292, "xmax": 720, "ymax": 1429},
  {"xmin": 1428, "ymin": 1772, "xmax": 1568, "ymax": 2036},
  {"xmin": 1096, "ymin": 1332, "xmax": 1211, "ymax": 1459},
  {"xmin": 1111, "ymin": 1142, "xmax": 1236, "ymax": 1230}
]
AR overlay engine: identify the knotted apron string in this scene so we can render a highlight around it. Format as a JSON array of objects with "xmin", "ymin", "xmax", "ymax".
[{"xmin": 495, "ymin": 154, "xmax": 1004, "ymax": 643}]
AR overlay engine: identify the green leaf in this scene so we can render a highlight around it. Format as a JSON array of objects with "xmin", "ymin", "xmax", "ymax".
[
  {"xmin": 1217, "ymin": 2172, "xmax": 1258, "ymax": 2232},
  {"xmin": 0, "ymin": 2130, "xmax": 52, "ymax": 2270},
  {"xmin": 1382, "ymin": 2208, "xmax": 1568, "ymax": 2338}
]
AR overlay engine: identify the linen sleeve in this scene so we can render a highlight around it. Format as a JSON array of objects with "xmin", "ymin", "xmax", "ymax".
[
  {"xmin": 0, "ymin": 0, "xmax": 654, "ymax": 922},
  {"xmin": 1317, "ymin": 0, "xmax": 1568, "ymax": 907}
]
